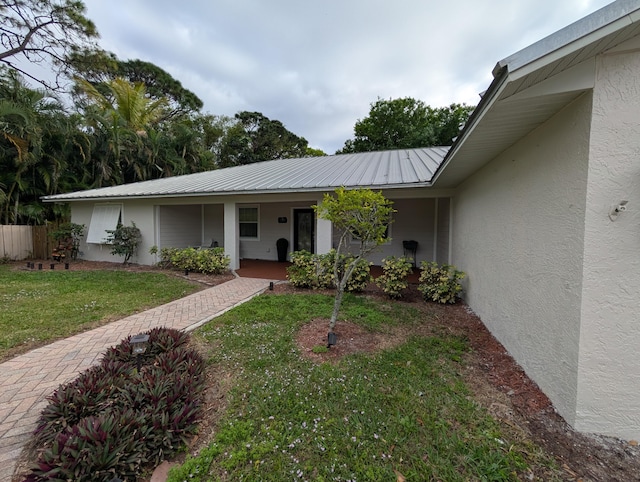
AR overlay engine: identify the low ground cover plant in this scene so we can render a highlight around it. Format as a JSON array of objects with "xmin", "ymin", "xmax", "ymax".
[
  {"xmin": 25, "ymin": 328, "xmax": 206, "ymax": 481},
  {"xmin": 0, "ymin": 266, "xmax": 199, "ymax": 359},
  {"xmin": 418, "ymin": 261, "xmax": 466, "ymax": 304},
  {"xmin": 168, "ymin": 294, "xmax": 555, "ymax": 481},
  {"xmin": 152, "ymin": 246, "xmax": 230, "ymax": 275}
]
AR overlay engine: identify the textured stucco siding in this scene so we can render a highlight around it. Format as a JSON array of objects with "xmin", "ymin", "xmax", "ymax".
[
  {"xmin": 159, "ymin": 205, "xmax": 202, "ymax": 248},
  {"xmin": 451, "ymin": 94, "xmax": 591, "ymax": 425},
  {"xmin": 575, "ymin": 40, "xmax": 640, "ymax": 439},
  {"xmin": 332, "ymin": 198, "xmax": 448, "ymax": 265}
]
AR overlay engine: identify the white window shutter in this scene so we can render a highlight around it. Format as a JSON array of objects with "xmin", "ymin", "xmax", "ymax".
[{"xmin": 86, "ymin": 205, "xmax": 122, "ymax": 244}]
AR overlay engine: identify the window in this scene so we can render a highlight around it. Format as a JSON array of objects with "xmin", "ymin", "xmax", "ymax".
[
  {"xmin": 86, "ymin": 204, "xmax": 122, "ymax": 244},
  {"xmin": 239, "ymin": 206, "xmax": 259, "ymax": 239}
]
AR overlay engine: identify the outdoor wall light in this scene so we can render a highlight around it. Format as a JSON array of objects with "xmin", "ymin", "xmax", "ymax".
[
  {"xmin": 327, "ymin": 332, "xmax": 337, "ymax": 348},
  {"xmin": 130, "ymin": 333, "xmax": 149, "ymax": 371},
  {"xmin": 609, "ymin": 200, "xmax": 629, "ymax": 221},
  {"xmin": 131, "ymin": 333, "xmax": 149, "ymax": 355}
]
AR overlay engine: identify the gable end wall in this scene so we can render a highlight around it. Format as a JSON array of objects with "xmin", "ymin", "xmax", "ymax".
[{"xmin": 451, "ymin": 94, "xmax": 591, "ymax": 426}]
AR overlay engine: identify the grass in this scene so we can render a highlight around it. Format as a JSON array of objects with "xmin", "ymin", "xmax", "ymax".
[
  {"xmin": 0, "ymin": 264, "xmax": 201, "ymax": 359},
  {"xmin": 169, "ymin": 293, "xmax": 558, "ymax": 481}
]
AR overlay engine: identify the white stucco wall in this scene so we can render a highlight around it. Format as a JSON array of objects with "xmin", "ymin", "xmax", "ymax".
[
  {"xmin": 239, "ymin": 201, "xmax": 317, "ymax": 261},
  {"xmin": 332, "ymin": 197, "xmax": 449, "ymax": 265},
  {"xmin": 575, "ymin": 41, "xmax": 640, "ymax": 439},
  {"xmin": 452, "ymin": 94, "xmax": 591, "ymax": 426},
  {"xmin": 71, "ymin": 200, "xmax": 156, "ymax": 265}
]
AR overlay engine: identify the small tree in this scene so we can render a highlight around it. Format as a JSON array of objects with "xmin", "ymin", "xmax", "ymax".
[
  {"xmin": 105, "ymin": 222, "xmax": 141, "ymax": 264},
  {"xmin": 314, "ymin": 187, "xmax": 394, "ymax": 334},
  {"xmin": 49, "ymin": 222, "xmax": 85, "ymax": 260}
]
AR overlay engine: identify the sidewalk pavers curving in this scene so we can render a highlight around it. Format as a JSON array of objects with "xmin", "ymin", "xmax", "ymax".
[{"xmin": 0, "ymin": 276, "xmax": 273, "ymax": 482}]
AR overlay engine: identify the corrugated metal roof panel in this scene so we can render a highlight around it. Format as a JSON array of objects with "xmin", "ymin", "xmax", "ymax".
[{"xmin": 43, "ymin": 147, "xmax": 447, "ymax": 201}]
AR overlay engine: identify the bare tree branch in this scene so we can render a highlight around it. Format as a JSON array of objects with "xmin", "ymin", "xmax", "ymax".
[{"xmin": 0, "ymin": 0, "xmax": 99, "ymax": 90}]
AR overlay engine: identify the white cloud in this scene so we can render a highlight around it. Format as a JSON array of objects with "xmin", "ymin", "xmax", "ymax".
[{"xmin": 81, "ymin": 0, "xmax": 613, "ymax": 153}]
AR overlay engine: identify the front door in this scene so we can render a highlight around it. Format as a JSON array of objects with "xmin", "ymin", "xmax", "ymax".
[{"xmin": 293, "ymin": 209, "xmax": 315, "ymax": 253}]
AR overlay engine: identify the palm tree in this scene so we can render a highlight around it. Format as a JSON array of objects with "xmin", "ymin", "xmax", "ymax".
[
  {"xmin": 0, "ymin": 71, "xmax": 83, "ymax": 224},
  {"xmin": 76, "ymin": 77, "xmax": 167, "ymax": 184}
]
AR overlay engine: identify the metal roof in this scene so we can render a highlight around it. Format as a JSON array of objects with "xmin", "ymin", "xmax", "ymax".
[{"xmin": 43, "ymin": 147, "xmax": 448, "ymax": 201}]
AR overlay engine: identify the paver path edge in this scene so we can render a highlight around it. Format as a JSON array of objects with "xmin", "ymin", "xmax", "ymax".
[{"xmin": 0, "ymin": 276, "xmax": 273, "ymax": 481}]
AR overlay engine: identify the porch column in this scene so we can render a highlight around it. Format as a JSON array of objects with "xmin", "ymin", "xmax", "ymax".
[
  {"xmin": 316, "ymin": 214, "xmax": 332, "ymax": 255},
  {"xmin": 224, "ymin": 201, "xmax": 239, "ymax": 270}
]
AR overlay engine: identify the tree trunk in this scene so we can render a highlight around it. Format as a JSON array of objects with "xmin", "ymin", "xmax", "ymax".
[
  {"xmin": 329, "ymin": 284, "xmax": 344, "ymax": 332},
  {"xmin": 329, "ymin": 258, "xmax": 358, "ymax": 332}
]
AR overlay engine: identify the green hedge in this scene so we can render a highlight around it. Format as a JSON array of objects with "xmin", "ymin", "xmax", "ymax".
[
  {"xmin": 287, "ymin": 249, "xmax": 371, "ymax": 292},
  {"xmin": 375, "ymin": 255, "xmax": 414, "ymax": 299},
  {"xmin": 154, "ymin": 246, "xmax": 230, "ymax": 275}
]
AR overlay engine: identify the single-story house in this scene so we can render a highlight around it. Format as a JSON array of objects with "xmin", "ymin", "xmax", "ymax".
[{"xmin": 45, "ymin": 1, "xmax": 640, "ymax": 440}]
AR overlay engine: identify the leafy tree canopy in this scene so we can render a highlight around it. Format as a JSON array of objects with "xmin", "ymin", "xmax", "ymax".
[
  {"xmin": 0, "ymin": 0, "xmax": 99, "ymax": 90},
  {"xmin": 338, "ymin": 97, "xmax": 474, "ymax": 154},
  {"xmin": 217, "ymin": 111, "xmax": 313, "ymax": 168},
  {"xmin": 70, "ymin": 50, "xmax": 203, "ymax": 117}
]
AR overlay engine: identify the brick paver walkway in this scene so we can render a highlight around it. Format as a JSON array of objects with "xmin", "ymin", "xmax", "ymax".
[{"xmin": 0, "ymin": 276, "xmax": 272, "ymax": 482}]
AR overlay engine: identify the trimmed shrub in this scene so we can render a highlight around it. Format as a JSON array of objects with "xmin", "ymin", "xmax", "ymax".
[
  {"xmin": 106, "ymin": 222, "xmax": 141, "ymax": 264},
  {"xmin": 375, "ymin": 256, "xmax": 413, "ymax": 298},
  {"xmin": 286, "ymin": 250, "xmax": 317, "ymax": 288},
  {"xmin": 418, "ymin": 261, "xmax": 466, "ymax": 304},
  {"xmin": 286, "ymin": 249, "xmax": 371, "ymax": 292},
  {"xmin": 27, "ymin": 328, "xmax": 206, "ymax": 481},
  {"xmin": 154, "ymin": 246, "xmax": 230, "ymax": 275}
]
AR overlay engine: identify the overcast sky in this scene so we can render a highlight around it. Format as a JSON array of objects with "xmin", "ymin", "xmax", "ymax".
[{"xmin": 80, "ymin": 0, "xmax": 613, "ymax": 154}]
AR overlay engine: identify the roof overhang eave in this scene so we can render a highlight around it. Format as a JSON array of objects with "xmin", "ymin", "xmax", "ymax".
[
  {"xmin": 41, "ymin": 181, "xmax": 435, "ymax": 203},
  {"xmin": 430, "ymin": 66, "xmax": 509, "ymax": 187}
]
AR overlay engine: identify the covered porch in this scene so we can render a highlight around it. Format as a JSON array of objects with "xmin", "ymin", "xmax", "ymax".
[{"xmin": 155, "ymin": 195, "xmax": 452, "ymax": 271}]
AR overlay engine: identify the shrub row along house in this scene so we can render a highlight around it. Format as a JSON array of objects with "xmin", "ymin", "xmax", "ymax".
[{"xmin": 45, "ymin": 1, "xmax": 640, "ymax": 440}]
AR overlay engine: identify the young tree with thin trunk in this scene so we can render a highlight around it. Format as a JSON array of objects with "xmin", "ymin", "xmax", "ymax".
[{"xmin": 314, "ymin": 187, "xmax": 394, "ymax": 335}]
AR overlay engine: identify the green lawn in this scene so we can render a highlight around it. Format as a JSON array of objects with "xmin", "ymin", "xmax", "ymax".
[
  {"xmin": 0, "ymin": 264, "xmax": 201, "ymax": 359},
  {"xmin": 170, "ymin": 293, "xmax": 560, "ymax": 481}
]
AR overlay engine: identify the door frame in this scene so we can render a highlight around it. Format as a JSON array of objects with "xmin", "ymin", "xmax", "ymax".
[{"xmin": 292, "ymin": 208, "xmax": 315, "ymax": 253}]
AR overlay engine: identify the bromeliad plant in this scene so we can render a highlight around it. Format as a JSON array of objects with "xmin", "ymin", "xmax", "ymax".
[
  {"xmin": 26, "ymin": 327, "xmax": 206, "ymax": 482},
  {"xmin": 418, "ymin": 261, "xmax": 466, "ymax": 304}
]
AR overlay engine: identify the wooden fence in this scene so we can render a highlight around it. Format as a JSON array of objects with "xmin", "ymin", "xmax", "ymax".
[{"xmin": 0, "ymin": 225, "xmax": 56, "ymax": 260}]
